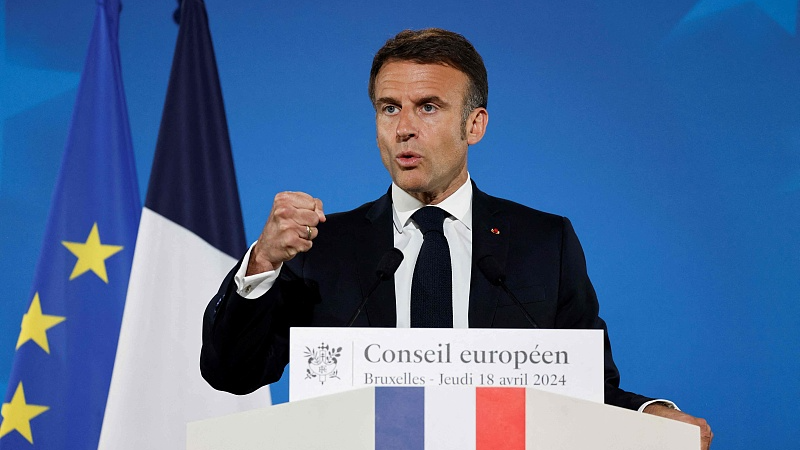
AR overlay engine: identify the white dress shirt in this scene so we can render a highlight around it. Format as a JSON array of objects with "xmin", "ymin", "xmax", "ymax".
[{"xmin": 390, "ymin": 177, "xmax": 472, "ymax": 328}]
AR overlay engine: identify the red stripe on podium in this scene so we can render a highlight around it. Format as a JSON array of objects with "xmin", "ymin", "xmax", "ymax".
[{"xmin": 476, "ymin": 387, "xmax": 526, "ymax": 450}]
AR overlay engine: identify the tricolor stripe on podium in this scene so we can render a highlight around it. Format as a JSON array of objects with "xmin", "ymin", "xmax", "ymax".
[{"xmin": 375, "ymin": 387, "xmax": 526, "ymax": 450}]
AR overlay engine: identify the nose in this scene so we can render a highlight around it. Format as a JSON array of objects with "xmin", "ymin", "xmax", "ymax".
[{"xmin": 396, "ymin": 109, "xmax": 417, "ymax": 142}]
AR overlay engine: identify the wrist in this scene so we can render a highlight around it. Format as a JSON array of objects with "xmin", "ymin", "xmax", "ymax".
[
  {"xmin": 246, "ymin": 242, "xmax": 278, "ymax": 275},
  {"xmin": 643, "ymin": 402, "xmax": 678, "ymax": 414}
]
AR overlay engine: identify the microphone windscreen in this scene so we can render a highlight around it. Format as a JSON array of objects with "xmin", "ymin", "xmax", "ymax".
[
  {"xmin": 376, "ymin": 248, "xmax": 405, "ymax": 280},
  {"xmin": 477, "ymin": 255, "xmax": 505, "ymax": 286}
]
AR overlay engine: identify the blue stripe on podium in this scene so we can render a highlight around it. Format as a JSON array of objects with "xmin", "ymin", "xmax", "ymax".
[{"xmin": 375, "ymin": 386, "xmax": 425, "ymax": 450}]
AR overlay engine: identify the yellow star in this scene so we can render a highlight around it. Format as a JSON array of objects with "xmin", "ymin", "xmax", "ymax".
[
  {"xmin": 61, "ymin": 222, "xmax": 123, "ymax": 283},
  {"xmin": 0, "ymin": 382, "xmax": 49, "ymax": 444},
  {"xmin": 16, "ymin": 293, "xmax": 66, "ymax": 354}
]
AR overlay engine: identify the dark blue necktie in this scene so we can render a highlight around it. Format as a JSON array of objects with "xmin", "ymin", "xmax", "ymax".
[{"xmin": 410, "ymin": 206, "xmax": 453, "ymax": 328}]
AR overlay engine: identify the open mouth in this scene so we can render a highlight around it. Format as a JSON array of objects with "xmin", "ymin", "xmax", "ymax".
[{"xmin": 397, "ymin": 151, "xmax": 422, "ymax": 167}]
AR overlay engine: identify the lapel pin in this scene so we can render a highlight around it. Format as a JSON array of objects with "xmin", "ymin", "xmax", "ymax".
[{"xmin": 490, "ymin": 227, "xmax": 500, "ymax": 235}]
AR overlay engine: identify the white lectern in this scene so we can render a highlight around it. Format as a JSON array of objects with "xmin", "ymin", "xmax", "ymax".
[{"xmin": 187, "ymin": 386, "xmax": 699, "ymax": 449}]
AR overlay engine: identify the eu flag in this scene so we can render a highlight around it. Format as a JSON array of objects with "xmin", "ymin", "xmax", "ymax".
[{"xmin": 0, "ymin": 0, "xmax": 140, "ymax": 448}]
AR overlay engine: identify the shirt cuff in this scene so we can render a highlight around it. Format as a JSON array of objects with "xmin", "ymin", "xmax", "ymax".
[
  {"xmin": 234, "ymin": 241, "xmax": 282, "ymax": 299},
  {"xmin": 638, "ymin": 399, "xmax": 680, "ymax": 413}
]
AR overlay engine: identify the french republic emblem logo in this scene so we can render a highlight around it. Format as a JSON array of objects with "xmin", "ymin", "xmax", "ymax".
[{"xmin": 304, "ymin": 342, "xmax": 341, "ymax": 384}]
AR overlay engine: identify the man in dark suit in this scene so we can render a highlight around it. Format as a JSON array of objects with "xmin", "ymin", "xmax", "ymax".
[{"xmin": 201, "ymin": 28, "xmax": 711, "ymax": 448}]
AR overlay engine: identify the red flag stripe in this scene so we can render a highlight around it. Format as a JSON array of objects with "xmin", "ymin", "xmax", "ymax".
[{"xmin": 476, "ymin": 387, "xmax": 526, "ymax": 450}]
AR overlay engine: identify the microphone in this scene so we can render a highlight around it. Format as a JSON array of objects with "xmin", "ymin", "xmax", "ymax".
[
  {"xmin": 346, "ymin": 248, "xmax": 405, "ymax": 327},
  {"xmin": 477, "ymin": 255, "xmax": 539, "ymax": 328}
]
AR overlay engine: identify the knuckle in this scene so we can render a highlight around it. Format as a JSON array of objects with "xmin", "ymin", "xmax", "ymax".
[{"xmin": 272, "ymin": 205, "xmax": 288, "ymax": 217}]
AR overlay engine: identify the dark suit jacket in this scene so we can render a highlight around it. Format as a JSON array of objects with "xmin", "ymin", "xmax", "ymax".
[{"xmin": 201, "ymin": 183, "xmax": 653, "ymax": 410}]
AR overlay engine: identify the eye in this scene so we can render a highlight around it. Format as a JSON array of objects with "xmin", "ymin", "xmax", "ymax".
[
  {"xmin": 421, "ymin": 104, "xmax": 437, "ymax": 113},
  {"xmin": 383, "ymin": 105, "xmax": 399, "ymax": 115}
]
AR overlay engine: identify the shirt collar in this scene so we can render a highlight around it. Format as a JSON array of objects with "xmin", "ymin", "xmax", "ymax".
[{"xmin": 391, "ymin": 174, "xmax": 473, "ymax": 233}]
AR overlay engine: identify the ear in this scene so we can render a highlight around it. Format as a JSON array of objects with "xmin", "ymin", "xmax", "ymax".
[{"xmin": 466, "ymin": 107, "xmax": 488, "ymax": 145}]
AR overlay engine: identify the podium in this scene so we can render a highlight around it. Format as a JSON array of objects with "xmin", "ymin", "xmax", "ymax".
[{"xmin": 186, "ymin": 386, "xmax": 699, "ymax": 449}]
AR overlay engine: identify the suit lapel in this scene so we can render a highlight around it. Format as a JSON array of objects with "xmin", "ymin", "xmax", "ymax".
[
  {"xmin": 358, "ymin": 190, "xmax": 397, "ymax": 327},
  {"xmin": 469, "ymin": 184, "xmax": 510, "ymax": 328}
]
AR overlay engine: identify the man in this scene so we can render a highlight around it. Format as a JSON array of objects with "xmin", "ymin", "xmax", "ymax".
[{"xmin": 201, "ymin": 28, "xmax": 712, "ymax": 448}]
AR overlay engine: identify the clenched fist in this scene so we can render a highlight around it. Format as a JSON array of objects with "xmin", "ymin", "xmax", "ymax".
[{"xmin": 246, "ymin": 192, "xmax": 326, "ymax": 275}]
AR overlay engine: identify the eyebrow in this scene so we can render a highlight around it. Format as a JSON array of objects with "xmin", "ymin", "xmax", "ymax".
[
  {"xmin": 375, "ymin": 96, "xmax": 450, "ymax": 107},
  {"xmin": 375, "ymin": 96, "xmax": 399, "ymax": 106},
  {"xmin": 417, "ymin": 96, "xmax": 448, "ymax": 106}
]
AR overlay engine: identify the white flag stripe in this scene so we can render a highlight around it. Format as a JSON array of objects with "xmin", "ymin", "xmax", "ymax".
[
  {"xmin": 425, "ymin": 386, "xmax": 476, "ymax": 450},
  {"xmin": 98, "ymin": 208, "xmax": 269, "ymax": 450}
]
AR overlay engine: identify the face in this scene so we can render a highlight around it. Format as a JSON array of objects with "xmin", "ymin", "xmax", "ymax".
[{"xmin": 373, "ymin": 60, "xmax": 487, "ymax": 204}]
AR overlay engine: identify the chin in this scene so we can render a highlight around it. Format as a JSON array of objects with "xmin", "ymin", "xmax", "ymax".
[
  {"xmin": 393, "ymin": 173, "xmax": 427, "ymax": 191},
  {"xmin": 397, "ymin": 181, "xmax": 431, "ymax": 195}
]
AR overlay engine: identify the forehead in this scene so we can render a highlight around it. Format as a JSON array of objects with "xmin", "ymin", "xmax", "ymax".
[{"xmin": 374, "ymin": 60, "xmax": 469, "ymax": 101}]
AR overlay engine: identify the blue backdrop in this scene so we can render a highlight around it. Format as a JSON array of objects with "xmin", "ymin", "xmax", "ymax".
[{"xmin": 1, "ymin": 1, "xmax": 798, "ymax": 448}]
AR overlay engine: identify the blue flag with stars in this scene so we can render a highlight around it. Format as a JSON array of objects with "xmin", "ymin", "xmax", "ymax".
[{"xmin": 0, "ymin": 0, "xmax": 140, "ymax": 448}]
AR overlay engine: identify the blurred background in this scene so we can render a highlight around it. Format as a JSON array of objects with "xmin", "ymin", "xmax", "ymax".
[{"xmin": 1, "ymin": 1, "xmax": 798, "ymax": 448}]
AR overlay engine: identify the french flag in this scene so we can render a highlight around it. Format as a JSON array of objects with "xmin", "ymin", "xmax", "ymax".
[
  {"xmin": 376, "ymin": 386, "xmax": 525, "ymax": 450},
  {"xmin": 97, "ymin": 1, "xmax": 268, "ymax": 449}
]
